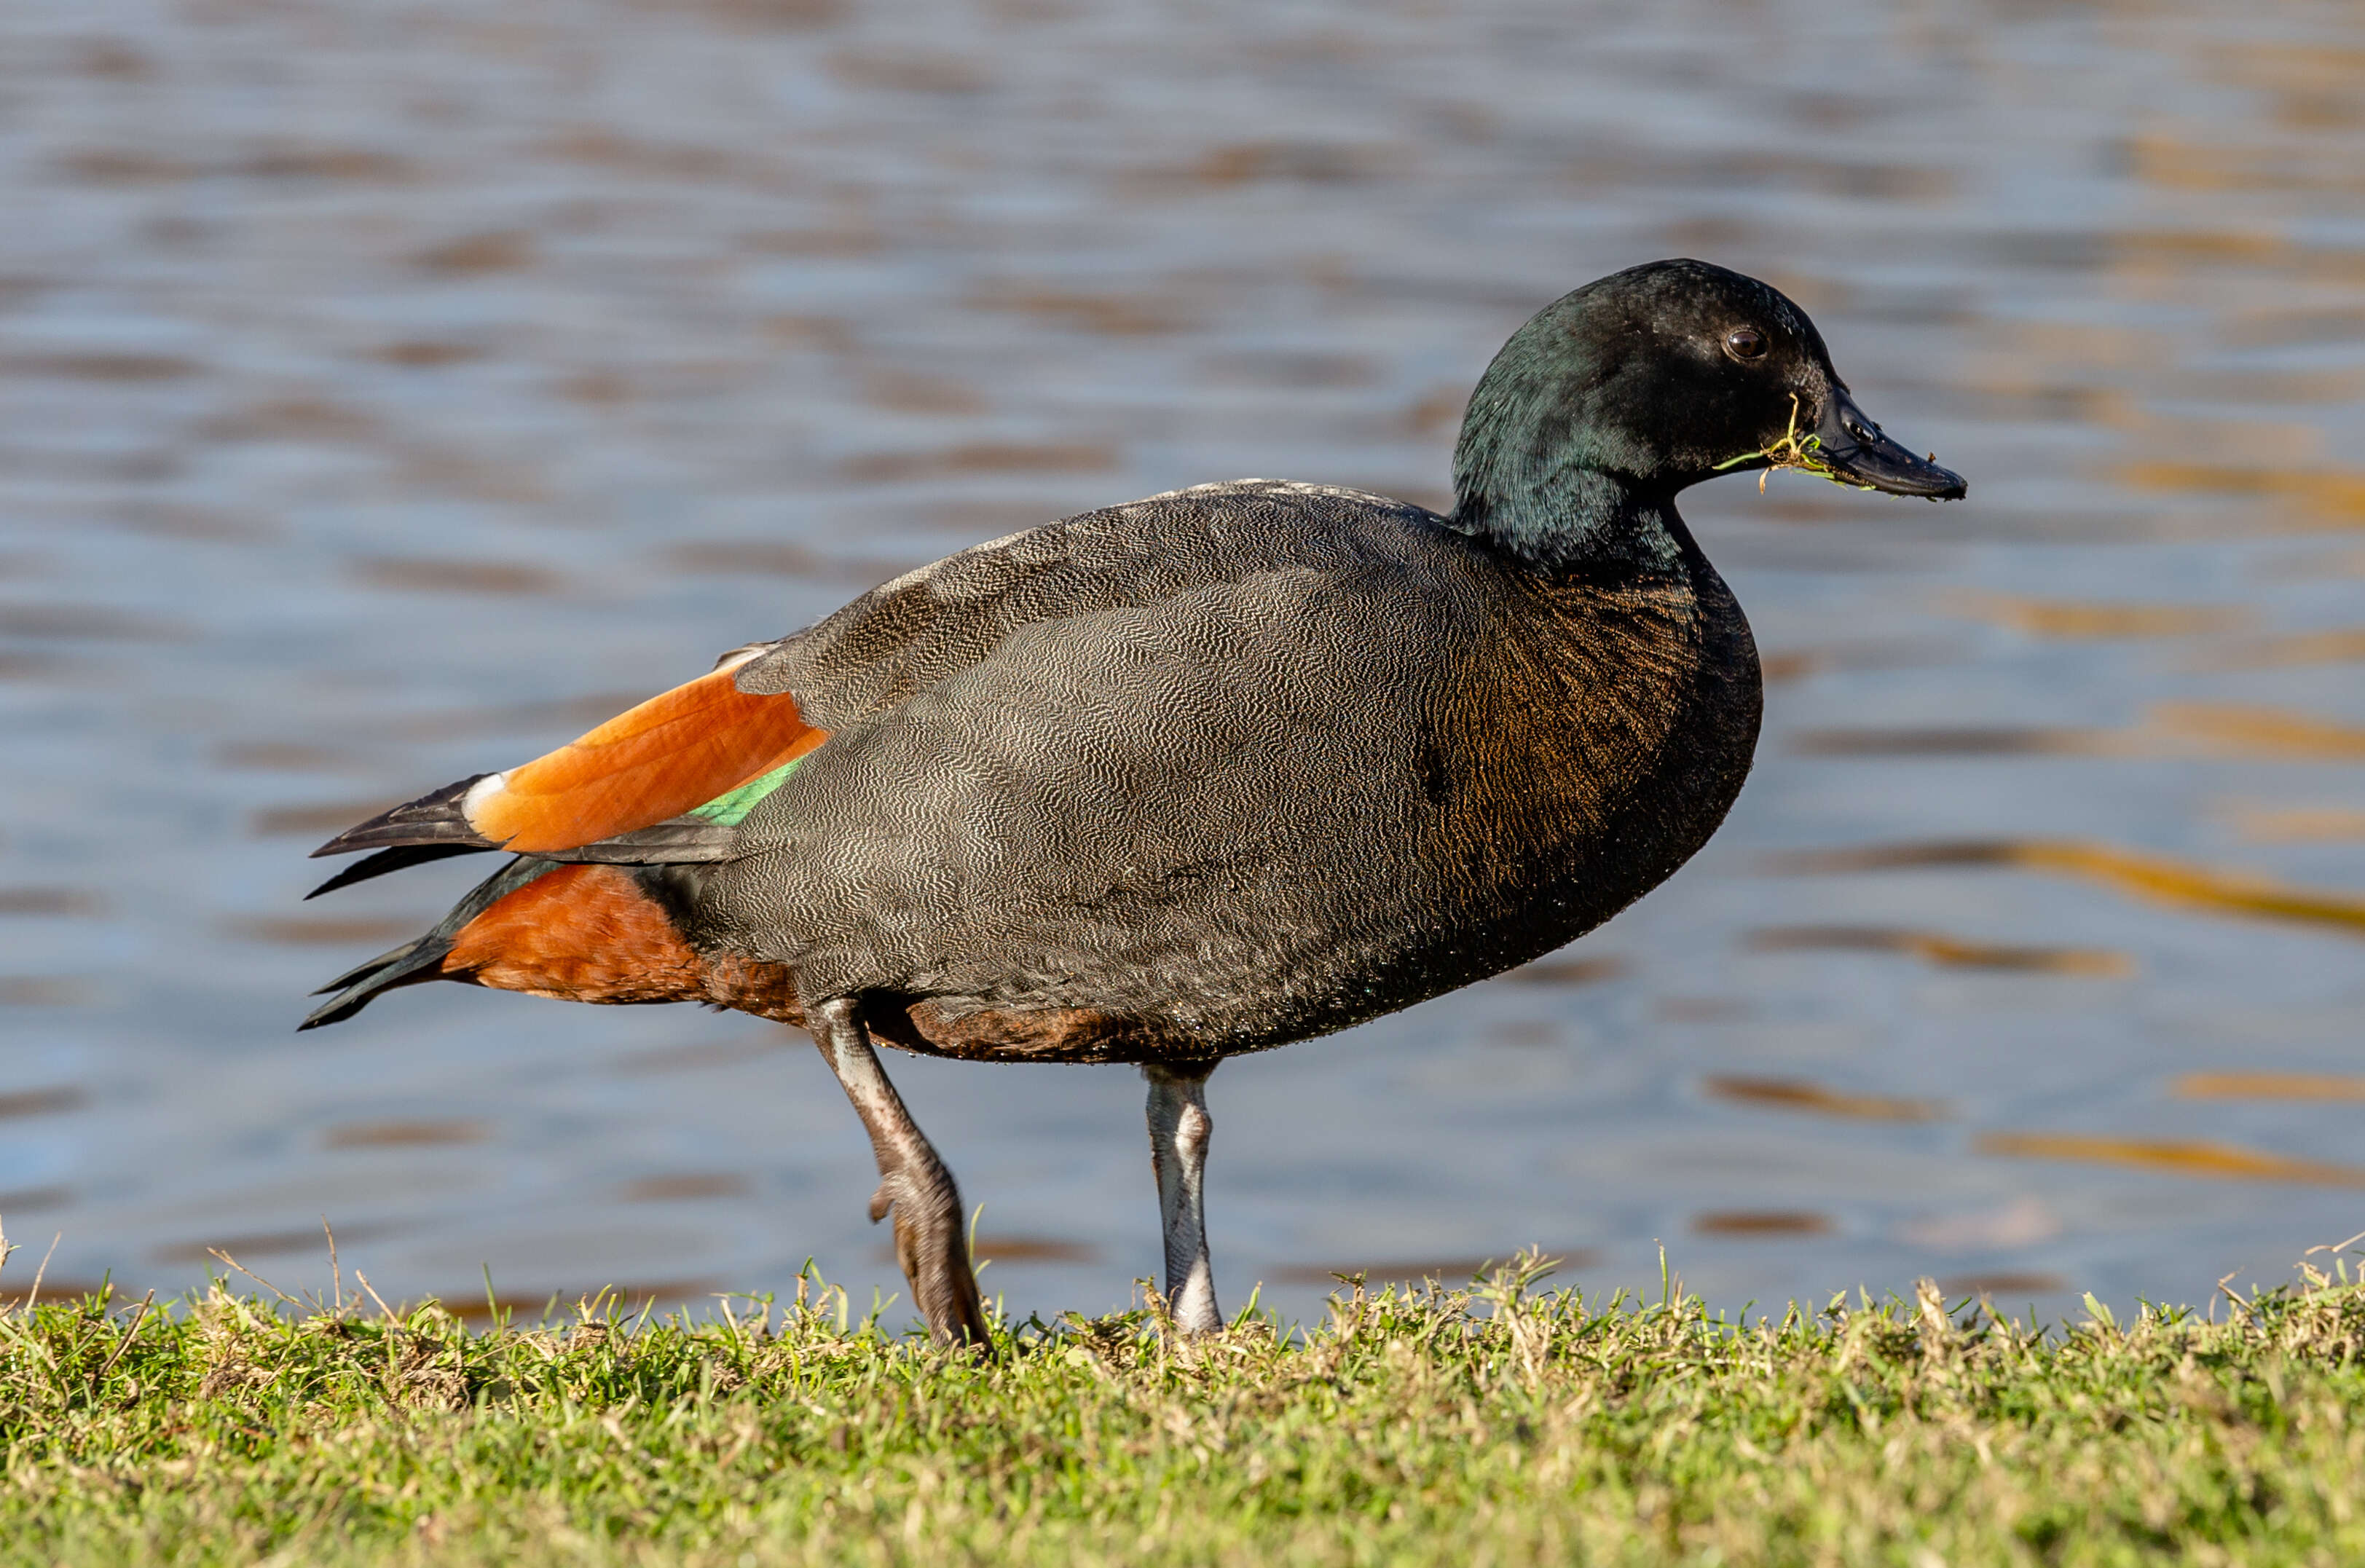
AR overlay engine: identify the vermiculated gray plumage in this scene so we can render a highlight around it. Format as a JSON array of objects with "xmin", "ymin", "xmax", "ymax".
[{"xmin": 690, "ymin": 478, "xmax": 1759, "ymax": 1063}]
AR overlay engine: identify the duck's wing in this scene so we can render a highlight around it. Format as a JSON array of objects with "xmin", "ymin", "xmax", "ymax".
[
  {"xmin": 307, "ymin": 481, "xmax": 1439, "ymax": 891},
  {"xmin": 305, "ymin": 646, "xmax": 829, "ymax": 891},
  {"xmin": 725, "ymin": 481, "xmax": 1418, "ymax": 722}
]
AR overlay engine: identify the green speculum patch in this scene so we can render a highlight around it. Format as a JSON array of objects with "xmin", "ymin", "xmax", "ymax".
[{"xmin": 689, "ymin": 757, "xmax": 805, "ymax": 825}]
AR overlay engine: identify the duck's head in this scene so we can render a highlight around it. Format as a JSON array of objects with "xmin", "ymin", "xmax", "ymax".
[{"xmin": 1452, "ymin": 259, "xmax": 1964, "ymax": 565}]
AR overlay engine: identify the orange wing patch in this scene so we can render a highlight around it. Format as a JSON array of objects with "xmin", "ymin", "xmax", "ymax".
[
  {"xmin": 442, "ymin": 864, "xmax": 706, "ymax": 1004},
  {"xmin": 467, "ymin": 663, "xmax": 828, "ymax": 853}
]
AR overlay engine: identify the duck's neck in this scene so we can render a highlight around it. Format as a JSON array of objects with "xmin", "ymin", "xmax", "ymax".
[{"xmin": 1447, "ymin": 463, "xmax": 1690, "ymax": 578}]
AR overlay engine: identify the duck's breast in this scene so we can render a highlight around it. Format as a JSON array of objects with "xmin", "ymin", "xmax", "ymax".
[{"xmin": 1413, "ymin": 560, "xmax": 1762, "ymax": 983}]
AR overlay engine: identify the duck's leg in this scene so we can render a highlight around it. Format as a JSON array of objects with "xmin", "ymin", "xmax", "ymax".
[
  {"xmin": 808, "ymin": 998, "xmax": 991, "ymax": 1350},
  {"xmin": 1143, "ymin": 1060, "xmax": 1221, "ymax": 1335}
]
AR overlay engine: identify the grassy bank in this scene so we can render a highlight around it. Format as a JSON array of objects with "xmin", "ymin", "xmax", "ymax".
[{"xmin": 2, "ymin": 1250, "xmax": 2361, "ymax": 1566}]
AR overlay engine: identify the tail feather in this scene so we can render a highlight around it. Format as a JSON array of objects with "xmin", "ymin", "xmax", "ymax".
[
  {"xmin": 310, "ymin": 937, "xmax": 430, "ymax": 998},
  {"xmin": 299, "ymin": 857, "xmax": 551, "ymax": 1030},
  {"xmin": 311, "ymin": 774, "xmax": 498, "ymax": 859},
  {"xmin": 296, "ymin": 661, "xmax": 798, "ymax": 1026},
  {"xmin": 304, "ymin": 842, "xmax": 492, "ymax": 899}
]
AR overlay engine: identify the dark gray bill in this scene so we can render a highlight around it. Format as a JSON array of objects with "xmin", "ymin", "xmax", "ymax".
[{"xmin": 1814, "ymin": 388, "xmax": 1967, "ymax": 500}]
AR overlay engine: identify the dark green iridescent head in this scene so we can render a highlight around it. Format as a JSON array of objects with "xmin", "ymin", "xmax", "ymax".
[{"xmin": 1450, "ymin": 259, "xmax": 1964, "ymax": 570}]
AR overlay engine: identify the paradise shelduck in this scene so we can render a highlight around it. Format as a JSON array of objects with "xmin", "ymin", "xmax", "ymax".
[{"xmin": 304, "ymin": 259, "xmax": 1965, "ymax": 1347}]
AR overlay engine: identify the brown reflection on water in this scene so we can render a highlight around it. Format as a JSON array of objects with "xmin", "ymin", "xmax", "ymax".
[
  {"xmin": 1768, "ymin": 841, "xmax": 2365, "ymax": 939},
  {"xmin": 665, "ymin": 540, "xmax": 916, "ymax": 583},
  {"xmin": 1747, "ymin": 926, "xmax": 2130, "ymax": 976},
  {"xmin": 1978, "ymin": 1134, "xmax": 2365, "ymax": 1188},
  {"xmin": 2160, "ymin": 368, "xmax": 2365, "ymax": 407},
  {"xmin": 1693, "ymin": 1212, "xmax": 1833, "ymax": 1239},
  {"xmin": 668, "ymin": 540, "xmax": 825, "ymax": 578},
  {"xmin": 216, "ymin": 741, "xmax": 370, "ymax": 774},
  {"xmin": 1945, "ymin": 592, "xmax": 2249, "ymax": 640},
  {"xmin": 1200, "ymin": 350, "xmax": 1380, "ymax": 391},
  {"xmin": 107, "ymin": 503, "xmax": 277, "ymax": 544},
  {"xmin": 1936, "ymin": 1272, "xmax": 2069, "ymax": 1301},
  {"xmin": 323, "ymin": 1119, "xmax": 489, "ymax": 1150},
  {"xmin": 1703, "ymin": 1076, "xmax": 1943, "ymax": 1124},
  {"xmin": 1790, "ymin": 726, "xmax": 2116, "ymax": 757},
  {"xmin": 837, "ymin": 440, "xmax": 1122, "ymax": 484},
  {"xmin": 366, "ymin": 340, "xmax": 490, "ymax": 369},
  {"xmin": 0, "ymin": 889, "xmax": 104, "ymax": 916},
  {"xmin": 1660, "ymin": 997, "xmax": 1748, "ymax": 1024},
  {"xmin": 963, "ymin": 283, "xmax": 1197, "ymax": 337},
  {"xmin": 1794, "ymin": 703, "xmax": 2365, "ymax": 760},
  {"xmin": 249, "ymin": 800, "xmax": 404, "ymax": 838},
  {"xmin": 1562, "ymin": 143, "xmax": 1956, "ymax": 203},
  {"xmin": 2220, "ymin": 303, "xmax": 2365, "ymax": 352},
  {"xmin": 0, "ymin": 604, "xmax": 189, "ymax": 641},
  {"xmin": 413, "ymin": 231, "xmax": 536, "ymax": 276},
  {"xmin": 0, "ymin": 651, "xmax": 74, "ymax": 682},
  {"xmin": 201, "ymin": 395, "xmax": 379, "ymax": 446},
  {"xmin": 618, "ymin": 1173, "xmax": 749, "ymax": 1203},
  {"xmin": 2112, "ymin": 462, "xmax": 2365, "ymax": 529},
  {"xmin": 2190, "ymin": 628, "xmax": 2365, "ymax": 670},
  {"xmin": 0, "ymin": 350, "xmax": 200, "ymax": 382},
  {"xmin": 2143, "ymin": 703, "xmax": 2365, "ymax": 761},
  {"xmin": 2173, "ymin": 1073, "xmax": 2365, "ymax": 1103},
  {"xmin": 0, "ymin": 1280, "xmax": 121, "ymax": 1310},
  {"xmin": 2219, "ymin": 804, "xmax": 2365, "ymax": 842},
  {"xmin": 1768, "ymin": 638, "xmax": 1967, "ymax": 685},
  {"xmin": 859, "ymin": 369, "xmax": 988, "ymax": 414},
  {"xmin": 350, "ymin": 557, "xmax": 565, "ymax": 596},
  {"xmin": 1500, "ymin": 955, "xmax": 1626, "ymax": 987},
  {"xmin": 0, "ymin": 979, "xmax": 94, "ymax": 1006},
  {"xmin": 0, "ymin": 1087, "xmax": 87, "ymax": 1120}
]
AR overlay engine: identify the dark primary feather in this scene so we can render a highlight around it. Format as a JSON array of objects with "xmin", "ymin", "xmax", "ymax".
[
  {"xmin": 304, "ymin": 842, "xmax": 489, "ymax": 899},
  {"xmin": 311, "ymin": 774, "xmax": 494, "ymax": 859},
  {"xmin": 300, "ymin": 856, "xmax": 551, "ymax": 1029}
]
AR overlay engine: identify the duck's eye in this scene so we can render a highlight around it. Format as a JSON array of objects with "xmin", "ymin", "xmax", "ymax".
[{"xmin": 1723, "ymin": 326, "xmax": 1768, "ymax": 362}]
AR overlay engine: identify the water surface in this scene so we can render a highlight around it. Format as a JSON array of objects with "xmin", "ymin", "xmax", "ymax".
[{"xmin": 3, "ymin": 0, "xmax": 2364, "ymax": 1326}]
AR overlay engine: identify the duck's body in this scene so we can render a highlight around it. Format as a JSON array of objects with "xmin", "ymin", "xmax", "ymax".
[
  {"xmin": 692, "ymin": 481, "xmax": 1755, "ymax": 1061},
  {"xmin": 306, "ymin": 260, "xmax": 1961, "ymax": 1347}
]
